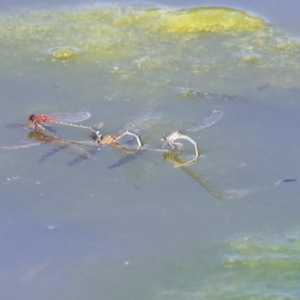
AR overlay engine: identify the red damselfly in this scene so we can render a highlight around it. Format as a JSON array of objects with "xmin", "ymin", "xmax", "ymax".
[{"xmin": 27, "ymin": 110, "xmax": 99, "ymax": 135}]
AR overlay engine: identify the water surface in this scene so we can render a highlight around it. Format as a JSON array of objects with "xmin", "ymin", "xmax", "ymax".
[{"xmin": 1, "ymin": 2, "xmax": 300, "ymax": 299}]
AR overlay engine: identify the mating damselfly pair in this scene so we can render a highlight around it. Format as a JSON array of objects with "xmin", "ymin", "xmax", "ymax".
[
  {"xmin": 24, "ymin": 102, "xmax": 223, "ymax": 166},
  {"xmin": 4, "ymin": 101, "xmax": 223, "ymax": 169}
]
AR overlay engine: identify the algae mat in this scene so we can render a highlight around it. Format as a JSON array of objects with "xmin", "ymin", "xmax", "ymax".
[
  {"xmin": 0, "ymin": 6, "xmax": 266, "ymax": 57},
  {"xmin": 0, "ymin": 5, "xmax": 300, "ymax": 92},
  {"xmin": 0, "ymin": 6, "xmax": 300, "ymax": 91}
]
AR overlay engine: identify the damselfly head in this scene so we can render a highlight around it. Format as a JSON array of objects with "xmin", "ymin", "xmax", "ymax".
[
  {"xmin": 27, "ymin": 114, "xmax": 35, "ymax": 121},
  {"xmin": 94, "ymin": 137, "xmax": 102, "ymax": 144},
  {"xmin": 161, "ymin": 135, "xmax": 168, "ymax": 142}
]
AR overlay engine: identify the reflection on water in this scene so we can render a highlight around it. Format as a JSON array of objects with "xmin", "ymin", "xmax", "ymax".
[
  {"xmin": 19, "ymin": 129, "xmax": 225, "ymax": 199},
  {"xmin": 27, "ymin": 131, "xmax": 94, "ymax": 160},
  {"xmin": 163, "ymin": 152, "xmax": 224, "ymax": 200},
  {"xmin": 108, "ymin": 148, "xmax": 224, "ymax": 199}
]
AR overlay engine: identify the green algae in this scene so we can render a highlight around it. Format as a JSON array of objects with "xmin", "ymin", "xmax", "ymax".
[
  {"xmin": 112, "ymin": 7, "xmax": 266, "ymax": 34},
  {"xmin": 0, "ymin": 5, "xmax": 300, "ymax": 92},
  {"xmin": 133, "ymin": 230, "xmax": 300, "ymax": 300},
  {"xmin": 224, "ymin": 234, "xmax": 300, "ymax": 270},
  {"xmin": 174, "ymin": 231, "xmax": 300, "ymax": 299},
  {"xmin": 0, "ymin": 6, "xmax": 266, "ymax": 60},
  {"xmin": 153, "ymin": 7, "xmax": 265, "ymax": 34}
]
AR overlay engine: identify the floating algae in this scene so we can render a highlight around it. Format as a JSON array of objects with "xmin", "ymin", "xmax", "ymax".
[
  {"xmin": 0, "ymin": 5, "xmax": 300, "ymax": 91},
  {"xmin": 152, "ymin": 7, "xmax": 265, "ymax": 34},
  {"xmin": 0, "ymin": 6, "xmax": 266, "ymax": 59},
  {"xmin": 155, "ymin": 231, "xmax": 300, "ymax": 299}
]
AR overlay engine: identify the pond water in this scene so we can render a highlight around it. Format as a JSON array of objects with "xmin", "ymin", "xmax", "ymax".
[{"xmin": 1, "ymin": 1, "xmax": 300, "ymax": 299}]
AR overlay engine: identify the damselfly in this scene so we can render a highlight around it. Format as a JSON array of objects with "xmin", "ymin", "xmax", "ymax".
[
  {"xmin": 93, "ymin": 101, "xmax": 162, "ymax": 148},
  {"xmin": 161, "ymin": 110, "xmax": 224, "ymax": 166},
  {"xmin": 27, "ymin": 110, "xmax": 99, "ymax": 135}
]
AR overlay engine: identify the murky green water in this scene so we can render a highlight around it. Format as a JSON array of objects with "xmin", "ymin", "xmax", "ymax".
[{"xmin": 1, "ymin": 4, "xmax": 300, "ymax": 300}]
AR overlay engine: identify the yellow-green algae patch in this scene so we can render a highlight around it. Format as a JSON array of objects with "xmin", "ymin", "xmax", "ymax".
[
  {"xmin": 148, "ymin": 7, "xmax": 265, "ymax": 34},
  {"xmin": 224, "ymin": 235, "xmax": 300, "ymax": 270},
  {"xmin": 1, "ymin": 5, "xmax": 300, "ymax": 91},
  {"xmin": 183, "ymin": 231, "xmax": 300, "ymax": 299},
  {"xmin": 0, "ymin": 6, "xmax": 265, "ymax": 60}
]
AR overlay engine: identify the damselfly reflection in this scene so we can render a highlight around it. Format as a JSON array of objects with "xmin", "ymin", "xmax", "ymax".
[
  {"xmin": 28, "ymin": 131, "xmax": 94, "ymax": 161},
  {"xmin": 28, "ymin": 130, "xmax": 148, "ymax": 165},
  {"xmin": 162, "ymin": 152, "xmax": 224, "ymax": 200},
  {"xmin": 108, "ymin": 147, "xmax": 223, "ymax": 199}
]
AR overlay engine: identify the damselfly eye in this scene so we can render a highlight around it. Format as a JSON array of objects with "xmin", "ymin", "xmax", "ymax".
[{"xmin": 27, "ymin": 114, "xmax": 35, "ymax": 121}]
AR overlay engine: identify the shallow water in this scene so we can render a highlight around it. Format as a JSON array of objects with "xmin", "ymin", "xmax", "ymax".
[{"xmin": 1, "ymin": 2, "xmax": 300, "ymax": 300}]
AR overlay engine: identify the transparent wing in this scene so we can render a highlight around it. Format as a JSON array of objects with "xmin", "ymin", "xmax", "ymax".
[
  {"xmin": 115, "ymin": 101, "xmax": 162, "ymax": 136},
  {"xmin": 46, "ymin": 110, "xmax": 91, "ymax": 123},
  {"xmin": 183, "ymin": 110, "xmax": 224, "ymax": 133}
]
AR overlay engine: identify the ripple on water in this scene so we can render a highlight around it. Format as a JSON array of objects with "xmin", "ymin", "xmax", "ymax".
[
  {"xmin": 42, "ymin": 47, "xmax": 80, "ymax": 62},
  {"xmin": 51, "ymin": 47, "xmax": 77, "ymax": 60}
]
